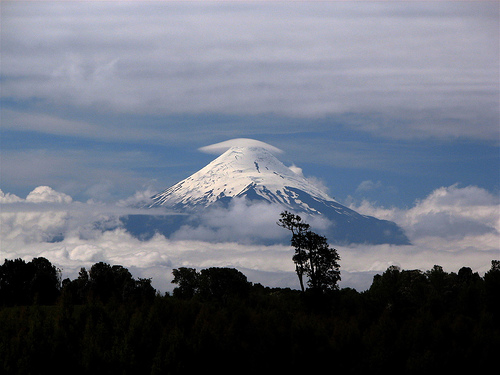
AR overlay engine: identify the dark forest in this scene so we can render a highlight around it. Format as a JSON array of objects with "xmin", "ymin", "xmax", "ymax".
[{"xmin": 0, "ymin": 257, "xmax": 499, "ymax": 375}]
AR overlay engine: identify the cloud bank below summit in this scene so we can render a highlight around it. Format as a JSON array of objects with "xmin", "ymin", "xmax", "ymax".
[{"xmin": 1, "ymin": 184, "xmax": 498, "ymax": 292}]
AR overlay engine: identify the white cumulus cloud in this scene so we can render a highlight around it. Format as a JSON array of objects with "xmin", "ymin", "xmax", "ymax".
[
  {"xmin": 0, "ymin": 189, "xmax": 23, "ymax": 203},
  {"xmin": 349, "ymin": 184, "xmax": 499, "ymax": 245},
  {"xmin": 25, "ymin": 186, "xmax": 73, "ymax": 204}
]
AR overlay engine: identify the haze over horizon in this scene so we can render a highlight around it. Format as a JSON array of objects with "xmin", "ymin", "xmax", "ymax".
[{"xmin": 1, "ymin": 1, "xmax": 498, "ymax": 291}]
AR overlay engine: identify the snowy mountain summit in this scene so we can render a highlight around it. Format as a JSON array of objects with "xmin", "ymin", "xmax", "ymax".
[
  {"xmin": 150, "ymin": 143, "xmax": 331, "ymax": 212},
  {"xmin": 146, "ymin": 139, "xmax": 410, "ymax": 245}
]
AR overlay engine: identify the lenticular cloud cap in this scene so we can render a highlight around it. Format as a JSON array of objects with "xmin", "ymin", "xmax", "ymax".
[{"xmin": 198, "ymin": 138, "xmax": 283, "ymax": 155}]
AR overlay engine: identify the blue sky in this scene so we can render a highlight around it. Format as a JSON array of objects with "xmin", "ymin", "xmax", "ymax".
[{"xmin": 1, "ymin": 1, "xmax": 499, "ymax": 291}]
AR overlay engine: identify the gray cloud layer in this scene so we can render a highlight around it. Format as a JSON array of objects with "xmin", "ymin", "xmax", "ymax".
[{"xmin": 2, "ymin": 1, "xmax": 498, "ymax": 141}]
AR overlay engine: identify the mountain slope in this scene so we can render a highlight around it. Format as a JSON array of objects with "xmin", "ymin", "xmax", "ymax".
[
  {"xmin": 150, "ymin": 146, "xmax": 332, "ymax": 211},
  {"xmin": 146, "ymin": 144, "xmax": 410, "ymax": 245}
]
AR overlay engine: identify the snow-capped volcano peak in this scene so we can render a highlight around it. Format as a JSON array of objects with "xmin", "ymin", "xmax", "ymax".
[
  {"xmin": 146, "ymin": 140, "xmax": 410, "ymax": 245},
  {"xmin": 150, "ymin": 145, "xmax": 333, "ymax": 210}
]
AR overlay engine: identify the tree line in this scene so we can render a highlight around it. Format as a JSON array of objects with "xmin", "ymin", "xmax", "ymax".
[
  {"xmin": 0, "ymin": 257, "xmax": 156, "ymax": 307},
  {"xmin": 0, "ymin": 256, "xmax": 499, "ymax": 374}
]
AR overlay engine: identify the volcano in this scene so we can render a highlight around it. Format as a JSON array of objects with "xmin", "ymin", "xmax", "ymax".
[{"xmin": 140, "ymin": 139, "xmax": 410, "ymax": 245}]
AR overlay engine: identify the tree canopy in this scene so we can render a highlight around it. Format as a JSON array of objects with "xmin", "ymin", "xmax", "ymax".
[
  {"xmin": 172, "ymin": 267, "xmax": 250, "ymax": 302},
  {"xmin": 0, "ymin": 258, "xmax": 498, "ymax": 374},
  {"xmin": 278, "ymin": 211, "xmax": 341, "ymax": 292},
  {"xmin": 0, "ymin": 257, "xmax": 61, "ymax": 305}
]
